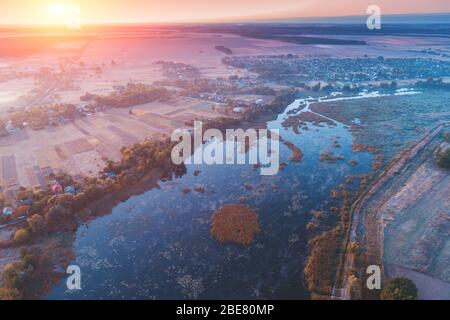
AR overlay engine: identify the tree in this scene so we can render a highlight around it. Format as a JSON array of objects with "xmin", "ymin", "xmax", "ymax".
[
  {"xmin": 72, "ymin": 192, "xmax": 88, "ymax": 210},
  {"xmin": 381, "ymin": 277, "xmax": 418, "ymax": 300},
  {"xmin": 390, "ymin": 81, "xmax": 398, "ymax": 89},
  {"xmin": 0, "ymin": 192, "xmax": 5, "ymax": 207}
]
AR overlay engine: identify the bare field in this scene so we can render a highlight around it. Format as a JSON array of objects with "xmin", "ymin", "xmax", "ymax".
[
  {"xmin": 0, "ymin": 96, "xmax": 222, "ymax": 190},
  {"xmin": 383, "ymin": 154, "xmax": 450, "ymax": 290}
]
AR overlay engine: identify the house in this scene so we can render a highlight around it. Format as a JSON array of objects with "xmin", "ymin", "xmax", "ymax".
[
  {"xmin": 20, "ymin": 197, "xmax": 33, "ymax": 206},
  {"xmin": 2, "ymin": 207, "xmax": 13, "ymax": 215},
  {"xmin": 64, "ymin": 186, "xmax": 76, "ymax": 194},
  {"xmin": 105, "ymin": 171, "xmax": 117, "ymax": 179},
  {"xmin": 5, "ymin": 120, "xmax": 18, "ymax": 133},
  {"xmin": 51, "ymin": 181, "xmax": 63, "ymax": 194},
  {"xmin": 13, "ymin": 205, "xmax": 30, "ymax": 218}
]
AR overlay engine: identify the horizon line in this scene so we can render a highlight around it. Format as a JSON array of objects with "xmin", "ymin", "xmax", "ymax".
[{"xmin": 1, "ymin": 11, "xmax": 450, "ymax": 27}]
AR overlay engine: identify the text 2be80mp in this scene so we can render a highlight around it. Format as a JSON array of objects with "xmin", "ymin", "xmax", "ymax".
[{"xmin": 176, "ymin": 304, "xmax": 275, "ymax": 317}]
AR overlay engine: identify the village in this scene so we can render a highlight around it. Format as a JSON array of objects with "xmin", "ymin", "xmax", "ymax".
[{"xmin": 223, "ymin": 55, "xmax": 450, "ymax": 86}]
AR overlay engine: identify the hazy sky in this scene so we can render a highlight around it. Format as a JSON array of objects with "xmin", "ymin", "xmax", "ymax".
[{"xmin": 1, "ymin": 0, "xmax": 450, "ymax": 25}]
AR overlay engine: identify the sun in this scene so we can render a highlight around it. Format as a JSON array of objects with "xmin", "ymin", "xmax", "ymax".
[
  {"xmin": 46, "ymin": 2, "xmax": 81, "ymax": 29},
  {"xmin": 48, "ymin": 3, "xmax": 67, "ymax": 17}
]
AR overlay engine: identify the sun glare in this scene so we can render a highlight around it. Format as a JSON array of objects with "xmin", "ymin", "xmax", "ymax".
[
  {"xmin": 48, "ymin": 3, "xmax": 66, "ymax": 17},
  {"xmin": 46, "ymin": 2, "xmax": 81, "ymax": 29}
]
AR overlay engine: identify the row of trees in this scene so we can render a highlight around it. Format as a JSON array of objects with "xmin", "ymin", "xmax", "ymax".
[
  {"xmin": 8, "ymin": 103, "xmax": 80, "ymax": 131},
  {"xmin": 155, "ymin": 77, "xmax": 275, "ymax": 98},
  {"xmin": 93, "ymin": 82, "xmax": 172, "ymax": 109},
  {"xmin": 415, "ymin": 77, "xmax": 450, "ymax": 90},
  {"xmin": 243, "ymin": 89, "xmax": 298, "ymax": 122},
  {"xmin": 0, "ymin": 118, "xmax": 8, "ymax": 137},
  {"xmin": 1, "ymin": 82, "xmax": 172, "ymax": 135},
  {"xmin": 105, "ymin": 138, "xmax": 187, "ymax": 186},
  {"xmin": 303, "ymin": 172, "xmax": 370, "ymax": 299}
]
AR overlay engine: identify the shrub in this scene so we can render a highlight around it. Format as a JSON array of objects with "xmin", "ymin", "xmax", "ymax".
[
  {"xmin": 44, "ymin": 205, "xmax": 75, "ymax": 231},
  {"xmin": 0, "ymin": 249, "xmax": 39, "ymax": 299},
  {"xmin": 2, "ymin": 261, "xmax": 33, "ymax": 289},
  {"xmin": 13, "ymin": 228, "xmax": 30, "ymax": 244},
  {"xmin": 444, "ymin": 132, "xmax": 450, "ymax": 142},
  {"xmin": 0, "ymin": 287, "xmax": 22, "ymax": 300},
  {"xmin": 437, "ymin": 149, "xmax": 450, "ymax": 169},
  {"xmin": 210, "ymin": 204, "xmax": 261, "ymax": 245},
  {"xmin": 306, "ymin": 221, "xmax": 318, "ymax": 231},
  {"xmin": 27, "ymin": 214, "xmax": 46, "ymax": 234},
  {"xmin": 381, "ymin": 277, "xmax": 418, "ymax": 300},
  {"xmin": 350, "ymin": 242, "xmax": 362, "ymax": 254}
]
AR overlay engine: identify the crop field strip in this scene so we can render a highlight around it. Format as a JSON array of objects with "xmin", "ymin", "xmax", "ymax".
[
  {"xmin": 1, "ymin": 155, "xmax": 17, "ymax": 182},
  {"xmin": 106, "ymin": 125, "xmax": 139, "ymax": 145}
]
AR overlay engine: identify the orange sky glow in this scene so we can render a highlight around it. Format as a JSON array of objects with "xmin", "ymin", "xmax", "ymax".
[{"xmin": 1, "ymin": 0, "xmax": 450, "ymax": 25}]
